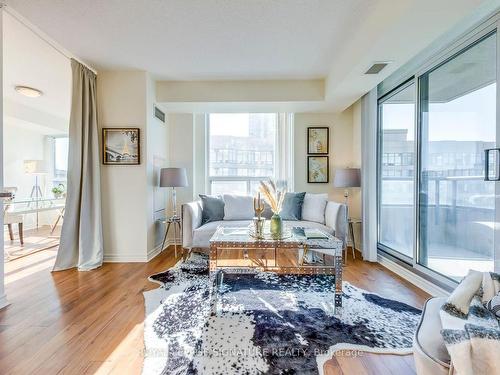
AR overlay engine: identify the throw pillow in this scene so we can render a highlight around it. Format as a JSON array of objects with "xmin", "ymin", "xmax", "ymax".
[
  {"xmin": 199, "ymin": 194, "xmax": 224, "ymax": 224},
  {"xmin": 223, "ymin": 194, "xmax": 254, "ymax": 220},
  {"xmin": 280, "ymin": 192, "xmax": 306, "ymax": 221},
  {"xmin": 302, "ymin": 193, "xmax": 328, "ymax": 224},
  {"xmin": 487, "ymin": 292, "xmax": 500, "ymax": 319}
]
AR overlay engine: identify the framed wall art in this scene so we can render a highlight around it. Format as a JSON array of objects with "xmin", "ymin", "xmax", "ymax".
[
  {"xmin": 308, "ymin": 156, "xmax": 329, "ymax": 183},
  {"xmin": 307, "ymin": 127, "xmax": 329, "ymax": 154},
  {"xmin": 102, "ymin": 128, "xmax": 140, "ymax": 165}
]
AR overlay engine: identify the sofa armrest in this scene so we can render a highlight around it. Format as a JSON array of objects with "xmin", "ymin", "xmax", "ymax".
[
  {"xmin": 325, "ymin": 201, "xmax": 347, "ymax": 249},
  {"xmin": 182, "ymin": 201, "xmax": 202, "ymax": 249}
]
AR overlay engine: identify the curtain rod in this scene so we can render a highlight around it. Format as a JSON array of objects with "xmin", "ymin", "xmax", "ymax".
[{"xmin": 1, "ymin": 4, "xmax": 98, "ymax": 75}]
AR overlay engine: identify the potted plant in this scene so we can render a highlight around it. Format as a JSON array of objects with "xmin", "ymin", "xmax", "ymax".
[
  {"xmin": 52, "ymin": 184, "xmax": 65, "ymax": 199},
  {"xmin": 259, "ymin": 179, "xmax": 285, "ymax": 239}
]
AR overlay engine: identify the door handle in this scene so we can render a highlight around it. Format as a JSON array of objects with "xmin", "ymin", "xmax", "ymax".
[
  {"xmin": 0, "ymin": 192, "xmax": 13, "ymax": 199},
  {"xmin": 484, "ymin": 148, "xmax": 500, "ymax": 181}
]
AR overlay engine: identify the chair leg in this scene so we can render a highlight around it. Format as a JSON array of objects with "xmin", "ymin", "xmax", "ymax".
[
  {"xmin": 18, "ymin": 223, "xmax": 24, "ymax": 245},
  {"xmin": 7, "ymin": 224, "xmax": 14, "ymax": 241}
]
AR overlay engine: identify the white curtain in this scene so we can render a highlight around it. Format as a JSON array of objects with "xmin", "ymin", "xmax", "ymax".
[
  {"xmin": 53, "ymin": 59, "xmax": 103, "ymax": 271},
  {"xmin": 361, "ymin": 89, "xmax": 378, "ymax": 262}
]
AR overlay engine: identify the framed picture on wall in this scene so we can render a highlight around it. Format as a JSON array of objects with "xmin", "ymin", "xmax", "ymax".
[
  {"xmin": 308, "ymin": 156, "xmax": 329, "ymax": 183},
  {"xmin": 307, "ymin": 127, "xmax": 329, "ymax": 154},
  {"xmin": 102, "ymin": 128, "xmax": 140, "ymax": 165}
]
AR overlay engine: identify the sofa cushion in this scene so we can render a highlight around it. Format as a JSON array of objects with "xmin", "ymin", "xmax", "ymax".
[
  {"xmin": 199, "ymin": 194, "xmax": 225, "ymax": 224},
  {"xmin": 414, "ymin": 297, "xmax": 450, "ymax": 370},
  {"xmin": 302, "ymin": 193, "xmax": 328, "ymax": 224},
  {"xmin": 192, "ymin": 220, "xmax": 252, "ymax": 248},
  {"xmin": 223, "ymin": 194, "xmax": 254, "ymax": 220},
  {"xmin": 280, "ymin": 192, "xmax": 306, "ymax": 220},
  {"xmin": 192, "ymin": 220, "xmax": 334, "ymax": 249}
]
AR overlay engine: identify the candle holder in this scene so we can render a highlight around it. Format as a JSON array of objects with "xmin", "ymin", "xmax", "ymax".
[{"xmin": 253, "ymin": 195, "xmax": 265, "ymax": 238}]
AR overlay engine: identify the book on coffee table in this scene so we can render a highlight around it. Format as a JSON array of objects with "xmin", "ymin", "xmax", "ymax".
[
  {"xmin": 292, "ymin": 227, "xmax": 329, "ymax": 239},
  {"xmin": 303, "ymin": 228, "xmax": 329, "ymax": 239}
]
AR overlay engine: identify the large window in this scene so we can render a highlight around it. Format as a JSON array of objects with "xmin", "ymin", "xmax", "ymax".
[
  {"xmin": 377, "ymin": 26, "xmax": 498, "ymax": 283},
  {"xmin": 208, "ymin": 113, "xmax": 277, "ymax": 195},
  {"xmin": 418, "ymin": 32, "xmax": 496, "ymax": 280},
  {"xmin": 378, "ymin": 82, "xmax": 416, "ymax": 260}
]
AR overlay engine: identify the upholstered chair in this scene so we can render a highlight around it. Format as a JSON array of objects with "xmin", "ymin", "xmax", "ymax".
[{"xmin": 3, "ymin": 187, "xmax": 24, "ymax": 245}]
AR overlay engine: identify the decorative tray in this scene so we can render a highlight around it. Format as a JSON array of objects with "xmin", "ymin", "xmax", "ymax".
[{"xmin": 247, "ymin": 223, "xmax": 293, "ymax": 240}]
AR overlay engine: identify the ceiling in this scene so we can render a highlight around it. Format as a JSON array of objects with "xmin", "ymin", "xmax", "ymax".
[
  {"xmin": 3, "ymin": 11, "xmax": 71, "ymax": 134},
  {"xmin": 3, "ymin": 0, "xmax": 372, "ymax": 80},
  {"xmin": 3, "ymin": 0, "xmax": 498, "ymax": 112}
]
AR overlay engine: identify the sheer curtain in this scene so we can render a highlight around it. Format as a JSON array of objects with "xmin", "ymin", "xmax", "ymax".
[{"xmin": 53, "ymin": 59, "xmax": 103, "ymax": 271}]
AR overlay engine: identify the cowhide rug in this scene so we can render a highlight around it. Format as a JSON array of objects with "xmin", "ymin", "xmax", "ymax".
[{"xmin": 143, "ymin": 254, "xmax": 421, "ymax": 374}]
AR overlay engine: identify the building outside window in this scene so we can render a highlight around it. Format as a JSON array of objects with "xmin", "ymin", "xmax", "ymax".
[{"xmin": 208, "ymin": 113, "xmax": 277, "ymax": 195}]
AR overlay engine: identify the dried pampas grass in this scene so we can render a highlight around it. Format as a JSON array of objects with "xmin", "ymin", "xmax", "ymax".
[{"xmin": 259, "ymin": 179, "xmax": 285, "ymax": 214}]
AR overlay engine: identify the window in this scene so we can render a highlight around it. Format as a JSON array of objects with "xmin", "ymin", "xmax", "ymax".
[
  {"xmin": 378, "ymin": 81, "xmax": 416, "ymax": 261},
  {"xmin": 377, "ymin": 25, "xmax": 499, "ymax": 284},
  {"xmin": 418, "ymin": 32, "xmax": 496, "ymax": 280},
  {"xmin": 53, "ymin": 136, "xmax": 69, "ymax": 185},
  {"xmin": 208, "ymin": 113, "xmax": 277, "ymax": 195}
]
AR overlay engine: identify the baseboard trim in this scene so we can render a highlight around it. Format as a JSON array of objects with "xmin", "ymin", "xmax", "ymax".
[
  {"xmin": 378, "ymin": 255, "xmax": 449, "ymax": 297},
  {"xmin": 103, "ymin": 253, "xmax": 148, "ymax": 263},
  {"xmin": 103, "ymin": 240, "xmax": 182, "ymax": 263},
  {"xmin": 0, "ymin": 294, "xmax": 10, "ymax": 310}
]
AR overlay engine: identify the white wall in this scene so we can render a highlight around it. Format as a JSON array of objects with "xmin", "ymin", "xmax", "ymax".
[
  {"xmin": 293, "ymin": 110, "xmax": 361, "ymax": 217},
  {"xmin": 146, "ymin": 74, "xmax": 169, "ymax": 255},
  {"xmin": 3, "ymin": 123, "xmax": 45, "ymax": 198},
  {"xmin": 97, "ymin": 71, "xmax": 149, "ymax": 262},
  {"xmin": 0, "ymin": 11, "xmax": 6, "ymax": 310}
]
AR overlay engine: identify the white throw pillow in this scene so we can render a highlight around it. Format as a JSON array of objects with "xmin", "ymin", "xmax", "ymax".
[
  {"xmin": 223, "ymin": 194, "xmax": 254, "ymax": 220},
  {"xmin": 302, "ymin": 193, "xmax": 328, "ymax": 224}
]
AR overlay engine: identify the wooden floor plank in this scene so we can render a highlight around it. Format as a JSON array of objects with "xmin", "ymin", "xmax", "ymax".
[{"xmin": 0, "ymin": 247, "xmax": 428, "ymax": 374}]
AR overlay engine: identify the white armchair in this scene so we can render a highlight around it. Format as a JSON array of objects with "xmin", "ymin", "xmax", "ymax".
[{"xmin": 3, "ymin": 187, "xmax": 24, "ymax": 245}]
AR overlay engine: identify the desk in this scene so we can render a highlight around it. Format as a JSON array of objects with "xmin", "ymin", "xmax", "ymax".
[{"xmin": 8, "ymin": 197, "xmax": 65, "ymax": 232}]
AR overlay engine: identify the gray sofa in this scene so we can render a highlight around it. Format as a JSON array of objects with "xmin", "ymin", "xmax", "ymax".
[
  {"xmin": 413, "ymin": 297, "xmax": 452, "ymax": 375},
  {"xmin": 181, "ymin": 196, "xmax": 347, "ymax": 251}
]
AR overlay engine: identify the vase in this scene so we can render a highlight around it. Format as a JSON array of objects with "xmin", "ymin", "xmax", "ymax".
[{"xmin": 270, "ymin": 213, "xmax": 283, "ymax": 239}]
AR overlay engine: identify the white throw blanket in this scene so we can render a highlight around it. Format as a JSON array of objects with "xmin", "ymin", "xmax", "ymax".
[{"xmin": 440, "ymin": 271, "xmax": 500, "ymax": 375}]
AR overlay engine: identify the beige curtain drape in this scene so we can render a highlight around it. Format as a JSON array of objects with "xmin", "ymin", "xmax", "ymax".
[{"xmin": 53, "ymin": 59, "xmax": 103, "ymax": 271}]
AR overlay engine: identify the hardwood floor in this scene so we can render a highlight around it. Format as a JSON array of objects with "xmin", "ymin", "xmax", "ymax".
[
  {"xmin": 0, "ymin": 247, "xmax": 429, "ymax": 374},
  {"xmin": 4, "ymin": 225, "xmax": 61, "ymax": 261}
]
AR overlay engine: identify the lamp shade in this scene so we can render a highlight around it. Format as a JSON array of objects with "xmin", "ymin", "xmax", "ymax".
[
  {"xmin": 334, "ymin": 168, "xmax": 361, "ymax": 188},
  {"xmin": 24, "ymin": 160, "xmax": 47, "ymax": 174},
  {"xmin": 160, "ymin": 167, "xmax": 188, "ymax": 187}
]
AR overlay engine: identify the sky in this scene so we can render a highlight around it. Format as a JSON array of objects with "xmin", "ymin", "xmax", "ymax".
[
  {"xmin": 210, "ymin": 113, "xmax": 249, "ymax": 136},
  {"xmin": 383, "ymin": 83, "xmax": 496, "ymax": 142}
]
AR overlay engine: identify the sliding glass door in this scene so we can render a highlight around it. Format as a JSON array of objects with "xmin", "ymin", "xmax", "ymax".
[
  {"xmin": 378, "ymin": 82, "xmax": 416, "ymax": 261},
  {"xmin": 378, "ymin": 23, "xmax": 499, "ymax": 283},
  {"xmin": 418, "ymin": 32, "xmax": 497, "ymax": 281}
]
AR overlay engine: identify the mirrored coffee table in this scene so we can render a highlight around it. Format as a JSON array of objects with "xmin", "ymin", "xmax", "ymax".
[{"xmin": 209, "ymin": 226, "xmax": 344, "ymax": 307}]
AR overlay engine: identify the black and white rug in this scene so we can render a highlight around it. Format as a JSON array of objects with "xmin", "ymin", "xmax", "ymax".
[{"xmin": 143, "ymin": 254, "xmax": 421, "ymax": 375}]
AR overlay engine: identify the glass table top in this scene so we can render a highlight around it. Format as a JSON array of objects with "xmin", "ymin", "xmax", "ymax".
[{"xmin": 210, "ymin": 225, "xmax": 343, "ymax": 250}]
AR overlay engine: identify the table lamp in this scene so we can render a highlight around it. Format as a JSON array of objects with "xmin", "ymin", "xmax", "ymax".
[
  {"xmin": 24, "ymin": 159, "xmax": 48, "ymax": 228},
  {"xmin": 333, "ymin": 167, "xmax": 361, "ymax": 206}
]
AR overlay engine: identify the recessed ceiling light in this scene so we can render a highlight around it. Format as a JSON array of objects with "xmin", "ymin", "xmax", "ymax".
[{"xmin": 15, "ymin": 85, "xmax": 43, "ymax": 98}]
